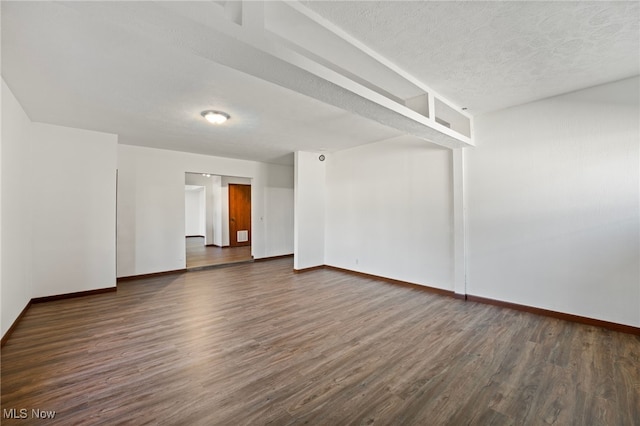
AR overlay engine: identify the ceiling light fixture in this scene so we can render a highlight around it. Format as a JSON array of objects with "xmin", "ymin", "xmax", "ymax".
[{"xmin": 201, "ymin": 110, "xmax": 230, "ymax": 125}]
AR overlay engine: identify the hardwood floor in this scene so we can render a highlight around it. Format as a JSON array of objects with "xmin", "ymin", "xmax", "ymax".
[
  {"xmin": 186, "ymin": 236, "xmax": 252, "ymax": 268},
  {"xmin": 2, "ymin": 258, "xmax": 639, "ymax": 425}
]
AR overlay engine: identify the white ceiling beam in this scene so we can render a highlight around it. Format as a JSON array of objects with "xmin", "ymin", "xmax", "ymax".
[
  {"xmin": 242, "ymin": 0, "xmax": 265, "ymax": 35},
  {"xmin": 63, "ymin": 1, "xmax": 472, "ymax": 149},
  {"xmin": 285, "ymin": 0, "xmax": 473, "ymax": 122}
]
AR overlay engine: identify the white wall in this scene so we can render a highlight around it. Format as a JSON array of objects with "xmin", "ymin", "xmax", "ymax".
[
  {"xmin": 1, "ymin": 83, "xmax": 2, "ymax": 336},
  {"xmin": 1, "ymin": 79, "xmax": 33, "ymax": 337},
  {"xmin": 324, "ymin": 137, "xmax": 454, "ymax": 289},
  {"xmin": 468, "ymin": 76, "xmax": 640, "ymax": 327},
  {"xmin": 185, "ymin": 173, "xmax": 215, "ymax": 244},
  {"xmin": 30, "ymin": 122, "xmax": 117, "ymax": 298},
  {"xmin": 211, "ymin": 175, "xmax": 223, "ymax": 246},
  {"xmin": 265, "ymin": 165, "xmax": 295, "ymax": 258},
  {"xmin": 117, "ymin": 145, "xmax": 294, "ymax": 277},
  {"xmin": 294, "ymin": 151, "xmax": 327, "ymax": 270},
  {"xmin": 2, "ymin": 78, "xmax": 117, "ymax": 338},
  {"xmin": 184, "ymin": 187, "xmax": 205, "ymax": 236}
]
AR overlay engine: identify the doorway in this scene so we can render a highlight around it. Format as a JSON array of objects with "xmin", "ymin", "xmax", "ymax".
[
  {"xmin": 184, "ymin": 172, "xmax": 253, "ymax": 269},
  {"xmin": 229, "ymin": 184, "xmax": 251, "ymax": 247}
]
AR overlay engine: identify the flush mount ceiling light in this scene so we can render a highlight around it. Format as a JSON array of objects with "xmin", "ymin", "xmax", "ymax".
[{"xmin": 201, "ymin": 110, "xmax": 230, "ymax": 125}]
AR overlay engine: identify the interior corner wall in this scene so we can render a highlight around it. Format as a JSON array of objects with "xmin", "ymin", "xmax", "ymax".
[
  {"xmin": 1, "ymin": 79, "xmax": 33, "ymax": 337},
  {"xmin": 264, "ymin": 163, "xmax": 295, "ymax": 257},
  {"xmin": 324, "ymin": 137, "xmax": 454, "ymax": 289},
  {"xmin": 184, "ymin": 187, "xmax": 205, "ymax": 237},
  {"xmin": 30, "ymin": 123, "xmax": 117, "ymax": 298},
  {"xmin": 2, "ymin": 78, "xmax": 118, "ymax": 336},
  {"xmin": 467, "ymin": 76, "xmax": 640, "ymax": 327},
  {"xmin": 294, "ymin": 151, "xmax": 326, "ymax": 270},
  {"xmin": 116, "ymin": 145, "xmax": 294, "ymax": 277},
  {"xmin": 185, "ymin": 173, "xmax": 215, "ymax": 244}
]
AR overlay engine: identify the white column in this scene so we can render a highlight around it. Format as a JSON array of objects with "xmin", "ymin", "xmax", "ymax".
[
  {"xmin": 453, "ymin": 148, "xmax": 467, "ymax": 297},
  {"xmin": 293, "ymin": 151, "xmax": 326, "ymax": 270}
]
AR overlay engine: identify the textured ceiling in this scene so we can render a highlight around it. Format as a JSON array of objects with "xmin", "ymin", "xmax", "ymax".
[
  {"xmin": 304, "ymin": 1, "xmax": 640, "ymax": 113},
  {"xmin": 0, "ymin": 2, "xmax": 402, "ymax": 165},
  {"xmin": 2, "ymin": 1, "xmax": 638, "ymax": 165}
]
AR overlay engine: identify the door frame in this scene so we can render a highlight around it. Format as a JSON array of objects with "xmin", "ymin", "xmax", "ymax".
[{"xmin": 228, "ymin": 183, "xmax": 251, "ymax": 247}]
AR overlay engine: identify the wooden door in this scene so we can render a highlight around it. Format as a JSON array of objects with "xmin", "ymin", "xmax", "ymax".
[{"xmin": 229, "ymin": 184, "xmax": 251, "ymax": 247}]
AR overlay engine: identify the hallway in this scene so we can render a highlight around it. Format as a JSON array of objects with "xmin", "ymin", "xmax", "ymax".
[{"xmin": 186, "ymin": 237, "xmax": 252, "ymax": 269}]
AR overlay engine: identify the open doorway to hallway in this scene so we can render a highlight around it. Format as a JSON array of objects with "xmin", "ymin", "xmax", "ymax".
[{"xmin": 184, "ymin": 172, "xmax": 252, "ymax": 269}]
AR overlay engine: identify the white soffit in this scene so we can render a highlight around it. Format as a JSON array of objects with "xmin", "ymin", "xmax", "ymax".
[
  {"xmin": 2, "ymin": 0, "xmax": 478, "ymax": 167},
  {"xmin": 13, "ymin": 1, "xmax": 636, "ymax": 163},
  {"xmin": 69, "ymin": 0, "xmax": 472, "ymax": 146},
  {"xmin": 1, "ymin": 1, "xmax": 409, "ymax": 165},
  {"xmin": 303, "ymin": 1, "xmax": 640, "ymax": 114}
]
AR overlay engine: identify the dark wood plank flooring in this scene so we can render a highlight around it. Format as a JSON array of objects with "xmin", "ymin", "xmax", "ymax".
[
  {"xmin": 2, "ymin": 258, "xmax": 639, "ymax": 425},
  {"xmin": 186, "ymin": 236, "xmax": 252, "ymax": 268}
]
